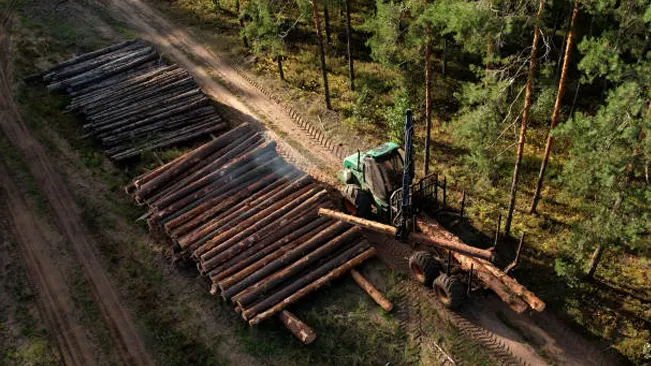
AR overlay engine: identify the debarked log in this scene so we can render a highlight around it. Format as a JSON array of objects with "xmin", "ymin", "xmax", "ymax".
[{"xmin": 278, "ymin": 311, "xmax": 317, "ymax": 345}]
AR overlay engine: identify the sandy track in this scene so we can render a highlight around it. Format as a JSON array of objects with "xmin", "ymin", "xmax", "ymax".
[
  {"xmin": 103, "ymin": 0, "xmax": 341, "ymax": 173},
  {"xmin": 0, "ymin": 162, "xmax": 96, "ymax": 366},
  {"xmin": 0, "ymin": 22, "xmax": 153, "ymax": 366}
]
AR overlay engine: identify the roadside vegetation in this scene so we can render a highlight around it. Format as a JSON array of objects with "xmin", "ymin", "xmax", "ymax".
[{"xmin": 145, "ymin": 0, "xmax": 649, "ymax": 363}]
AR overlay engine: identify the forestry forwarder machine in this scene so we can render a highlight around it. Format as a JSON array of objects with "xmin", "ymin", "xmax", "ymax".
[{"xmin": 328, "ymin": 109, "xmax": 533, "ymax": 312}]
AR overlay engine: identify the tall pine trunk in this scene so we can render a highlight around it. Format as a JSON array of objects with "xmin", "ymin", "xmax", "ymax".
[
  {"xmin": 324, "ymin": 4, "xmax": 331, "ymax": 44},
  {"xmin": 236, "ymin": 0, "xmax": 248, "ymax": 48},
  {"xmin": 585, "ymin": 244, "xmax": 604, "ymax": 280},
  {"xmin": 504, "ymin": 0, "xmax": 545, "ymax": 236},
  {"xmin": 344, "ymin": 0, "xmax": 355, "ymax": 91},
  {"xmin": 312, "ymin": 0, "xmax": 332, "ymax": 110},
  {"xmin": 277, "ymin": 56, "xmax": 285, "ymax": 82},
  {"xmin": 424, "ymin": 23, "xmax": 432, "ymax": 175},
  {"xmin": 529, "ymin": 2, "xmax": 579, "ymax": 214},
  {"xmin": 441, "ymin": 38, "xmax": 447, "ymax": 76}
]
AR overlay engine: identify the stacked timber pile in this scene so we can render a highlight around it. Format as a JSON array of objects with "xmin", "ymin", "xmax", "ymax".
[
  {"xmin": 127, "ymin": 124, "xmax": 376, "ymax": 329},
  {"xmin": 42, "ymin": 39, "xmax": 225, "ymax": 161}
]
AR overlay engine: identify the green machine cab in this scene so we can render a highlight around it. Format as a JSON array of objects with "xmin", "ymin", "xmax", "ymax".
[{"xmin": 337, "ymin": 142, "xmax": 405, "ymax": 222}]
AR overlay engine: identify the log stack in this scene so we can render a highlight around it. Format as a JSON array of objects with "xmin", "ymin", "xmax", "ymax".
[
  {"xmin": 42, "ymin": 39, "xmax": 225, "ymax": 161},
  {"xmin": 127, "ymin": 123, "xmax": 375, "ymax": 330}
]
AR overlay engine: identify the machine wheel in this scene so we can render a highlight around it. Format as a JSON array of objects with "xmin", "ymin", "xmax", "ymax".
[
  {"xmin": 341, "ymin": 184, "xmax": 373, "ymax": 218},
  {"xmin": 433, "ymin": 274, "xmax": 465, "ymax": 310},
  {"xmin": 409, "ymin": 251, "xmax": 440, "ymax": 288}
]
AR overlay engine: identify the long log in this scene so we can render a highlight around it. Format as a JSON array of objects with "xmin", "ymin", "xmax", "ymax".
[
  {"xmin": 220, "ymin": 220, "xmax": 350, "ymax": 300},
  {"xmin": 140, "ymin": 130, "xmax": 260, "ymax": 204},
  {"xmin": 235, "ymin": 226, "xmax": 362, "ymax": 307},
  {"xmin": 41, "ymin": 39, "xmax": 141, "ymax": 77},
  {"xmin": 46, "ymin": 41, "xmax": 149, "ymax": 82},
  {"xmin": 153, "ymin": 138, "xmax": 271, "ymax": 211},
  {"xmin": 156, "ymin": 154, "xmax": 283, "ymax": 223},
  {"xmin": 350, "ymin": 269, "xmax": 393, "ymax": 312},
  {"xmin": 248, "ymin": 247, "xmax": 376, "ymax": 326},
  {"xmin": 191, "ymin": 175, "xmax": 314, "ymax": 257},
  {"xmin": 210, "ymin": 214, "xmax": 331, "ymax": 284},
  {"xmin": 48, "ymin": 47, "xmax": 157, "ymax": 92},
  {"xmin": 201, "ymin": 196, "xmax": 328, "ymax": 271},
  {"xmin": 199, "ymin": 188, "xmax": 326, "ymax": 269},
  {"xmin": 178, "ymin": 173, "xmax": 301, "ymax": 250},
  {"xmin": 278, "ymin": 311, "xmax": 317, "ymax": 345},
  {"xmin": 241, "ymin": 241, "xmax": 370, "ymax": 321},
  {"xmin": 417, "ymin": 216, "xmax": 545, "ymax": 312},
  {"xmin": 318, "ymin": 209, "xmax": 494, "ymax": 261},
  {"xmin": 110, "ymin": 122, "xmax": 226, "ymax": 161},
  {"xmin": 166, "ymin": 167, "xmax": 290, "ymax": 235}
]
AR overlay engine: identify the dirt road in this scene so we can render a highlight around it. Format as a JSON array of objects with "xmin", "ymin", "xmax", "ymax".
[
  {"xmin": 0, "ymin": 162, "xmax": 96, "ymax": 366},
  {"xmin": 102, "ymin": 0, "xmax": 341, "ymax": 174},
  {"xmin": 0, "ymin": 19, "xmax": 153, "ymax": 366}
]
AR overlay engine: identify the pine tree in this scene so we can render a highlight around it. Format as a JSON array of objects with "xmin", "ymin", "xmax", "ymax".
[
  {"xmin": 344, "ymin": 0, "xmax": 355, "ymax": 91},
  {"xmin": 241, "ymin": 0, "xmax": 290, "ymax": 81}
]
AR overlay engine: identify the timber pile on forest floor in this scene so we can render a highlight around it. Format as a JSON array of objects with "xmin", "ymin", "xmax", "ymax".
[
  {"xmin": 126, "ymin": 123, "xmax": 375, "ymax": 329},
  {"xmin": 41, "ymin": 39, "xmax": 225, "ymax": 160}
]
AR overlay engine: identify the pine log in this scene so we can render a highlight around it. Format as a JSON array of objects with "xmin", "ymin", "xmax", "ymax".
[
  {"xmin": 416, "ymin": 216, "xmax": 545, "ymax": 312},
  {"xmin": 153, "ymin": 140, "xmax": 272, "ymax": 210},
  {"xmin": 41, "ymin": 39, "xmax": 141, "ymax": 77},
  {"xmin": 199, "ymin": 189, "xmax": 327, "ymax": 271},
  {"xmin": 235, "ymin": 226, "xmax": 362, "ymax": 307},
  {"xmin": 209, "ymin": 214, "xmax": 329, "ymax": 283},
  {"xmin": 162, "ymin": 159, "xmax": 287, "ymax": 231},
  {"xmin": 215, "ymin": 218, "xmax": 334, "ymax": 288},
  {"xmin": 178, "ymin": 173, "xmax": 300, "ymax": 250},
  {"xmin": 350, "ymin": 269, "xmax": 393, "ymax": 312},
  {"xmin": 318, "ymin": 208, "xmax": 494, "ymax": 261},
  {"xmin": 248, "ymin": 247, "xmax": 376, "ymax": 326},
  {"xmin": 201, "ymin": 198, "xmax": 330, "ymax": 273},
  {"xmin": 191, "ymin": 175, "xmax": 313, "ymax": 257},
  {"xmin": 220, "ymin": 221, "xmax": 351, "ymax": 300},
  {"xmin": 137, "ymin": 128, "xmax": 258, "ymax": 202},
  {"xmin": 166, "ymin": 167, "xmax": 290, "ymax": 235},
  {"xmin": 241, "ymin": 241, "xmax": 370, "ymax": 320},
  {"xmin": 278, "ymin": 311, "xmax": 317, "ymax": 345}
]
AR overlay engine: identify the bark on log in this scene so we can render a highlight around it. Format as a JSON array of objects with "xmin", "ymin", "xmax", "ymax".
[
  {"xmin": 210, "ymin": 214, "xmax": 330, "ymax": 284},
  {"xmin": 199, "ymin": 188, "xmax": 326, "ymax": 270},
  {"xmin": 235, "ymin": 227, "xmax": 362, "ymax": 307},
  {"xmin": 350, "ymin": 269, "xmax": 393, "ymax": 312},
  {"xmin": 41, "ymin": 39, "xmax": 141, "ymax": 77},
  {"xmin": 318, "ymin": 208, "xmax": 494, "ymax": 261},
  {"xmin": 416, "ymin": 216, "xmax": 545, "ymax": 312},
  {"xmin": 220, "ymin": 221, "xmax": 350, "ymax": 299},
  {"xmin": 191, "ymin": 175, "xmax": 313, "ymax": 256},
  {"xmin": 248, "ymin": 247, "xmax": 376, "ymax": 326},
  {"xmin": 178, "ymin": 172, "xmax": 301, "ymax": 250},
  {"xmin": 214, "ymin": 217, "xmax": 333, "ymax": 286},
  {"xmin": 241, "ymin": 241, "xmax": 370, "ymax": 321},
  {"xmin": 278, "ymin": 311, "xmax": 317, "ymax": 345}
]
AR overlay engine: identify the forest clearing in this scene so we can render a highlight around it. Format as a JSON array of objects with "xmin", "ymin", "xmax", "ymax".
[{"xmin": 0, "ymin": 0, "xmax": 648, "ymax": 365}]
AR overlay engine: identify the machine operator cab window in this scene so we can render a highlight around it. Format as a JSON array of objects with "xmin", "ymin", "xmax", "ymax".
[{"xmin": 363, "ymin": 148, "xmax": 404, "ymax": 204}]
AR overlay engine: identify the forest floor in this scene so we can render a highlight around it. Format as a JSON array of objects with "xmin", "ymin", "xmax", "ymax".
[{"xmin": 0, "ymin": 0, "xmax": 644, "ymax": 365}]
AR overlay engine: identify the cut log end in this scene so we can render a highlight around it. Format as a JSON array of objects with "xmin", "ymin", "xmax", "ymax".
[{"xmin": 278, "ymin": 310, "xmax": 317, "ymax": 345}]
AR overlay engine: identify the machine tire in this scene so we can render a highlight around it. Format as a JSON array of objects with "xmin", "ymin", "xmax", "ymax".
[
  {"xmin": 409, "ymin": 251, "xmax": 440, "ymax": 288},
  {"xmin": 433, "ymin": 274, "xmax": 465, "ymax": 310},
  {"xmin": 341, "ymin": 184, "xmax": 373, "ymax": 218}
]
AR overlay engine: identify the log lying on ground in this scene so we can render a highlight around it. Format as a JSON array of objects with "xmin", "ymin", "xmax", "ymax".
[
  {"xmin": 44, "ymin": 39, "xmax": 227, "ymax": 162},
  {"xmin": 278, "ymin": 311, "xmax": 317, "ymax": 345},
  {"xmin": 248, "ymin": 247, "xmax": 377, "ymax": 326},
  {"xmin": 417, "ymin": 216, "xmax": 545, "ymax": 312},
  {"xmin": 350, "ymin": 269, "xmax": 393, "ymax": 312},
  {"xmin": 318, "ymin": 208, "xmax": 494, "ymax": 261}
]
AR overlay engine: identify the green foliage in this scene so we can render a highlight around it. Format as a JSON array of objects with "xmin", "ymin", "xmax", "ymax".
[
  {"xmin": 449, "ymin": 76, "xmax": 515, "ymax": 185},
  {"xmin": 361, "ymin": 1, "xmax": 405, "ymax": 66},
  {"xmin": 383, "ymin": 88, "xmax": 411, "ymax": 143},
  {"xmin": 555, "ymin": 82, "xmax": 650, "ymax": 278},
  {"xmin": 241, "ymin": 0, "xmax": 288, "ymax": 59}
]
